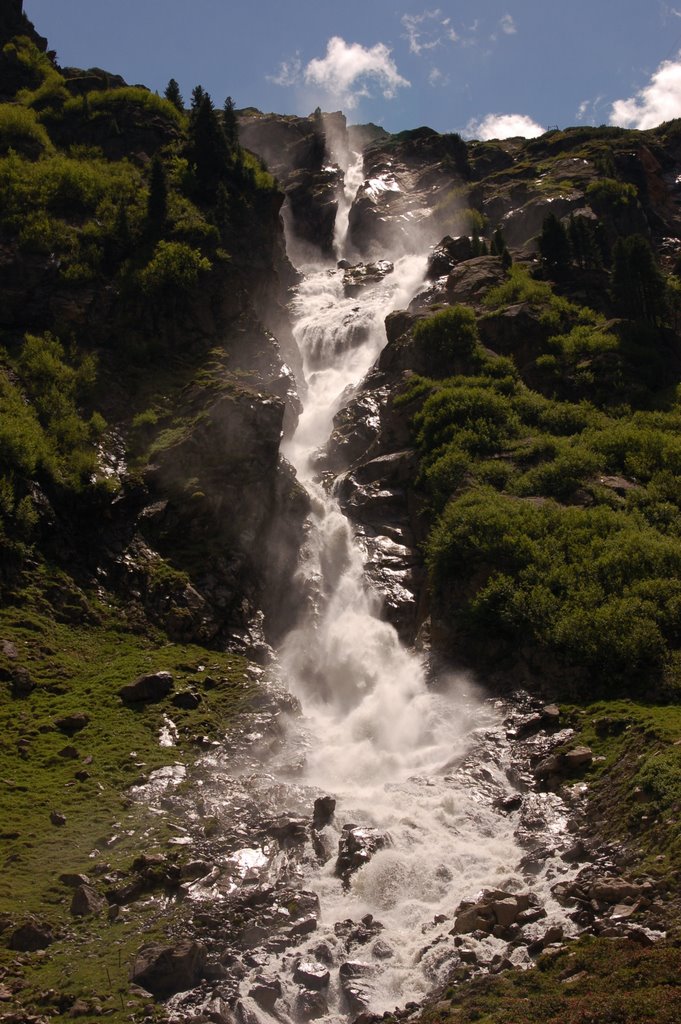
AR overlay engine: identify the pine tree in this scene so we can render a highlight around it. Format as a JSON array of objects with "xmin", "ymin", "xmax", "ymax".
[
  {"xmin": 612, "ymin": 234, "xmax": 667, "ymax": 325},
  {"xmin": 223, "ymin": 96, "xmax": 239, "ymax": 152},
  {"xmin": 491, "ymin": 226, "xmax": 512, "ymax": 268},
  {"xmin": 538, "ymin": 213, "xmax": 571, "ymax": 277},
  {"xmin": 188, "ymin": 91, "xmax": 229, "ymax": 195},
  {"xmin": 190, "ymin": 84, "xmax": 205, "ymax": 113},
  {"xmin": 164, "ymin": 78, "xmax": 184, "ymax": 112},
  {"xmin": 147, "ymin": 153, "xmax": 168, "ymax": 235}
]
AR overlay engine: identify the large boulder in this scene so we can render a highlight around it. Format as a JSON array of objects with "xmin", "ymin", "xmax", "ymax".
[
  {"xmin": 118, "ymin": 671, "xmax": 173, "ymax": 703},
  {"xmin": 130, "ymin": 940, "xmax": 206, "ymax": 997}
]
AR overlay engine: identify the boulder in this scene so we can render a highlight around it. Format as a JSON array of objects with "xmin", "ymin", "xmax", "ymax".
[
  {"xmin": 293, "ymin": 961, "xmax": 331, "ymax": 990},
  {"xmin": 427, "ymin": 235, "xmax": 475, "ymax": 278},
  {"xmin": 50, "ymin": 811, "xmax": 66, "ymax": 827},
  {"xmin": 248, "ymin": 974, "xmax": 282, "ymax": 1011},
  {"xmin": 445, "ymin": 256, "xmax": 507, "ymax": 307},
  {"xmin": 118, "ymin": 671, "xmax": 174, "ymax": 703},
  {"xmin": 453, "ymin": 891, "xmax": 532, "ymax": 935},
  {"xmin": 335, "ymin": 827, "xmax": 392, "ymax": 883},
  {"xmin": 9, "ymin": 918, "xmax": 54, "ymax": 951},
  {"xmin": 70, "ymin": 885, "xmax": 104, "ymax": 917},
  {"xmin": 339, "ymin": 961, "xmax": 376, "ymax": 1015},
  {"xmin": 54, "ymin": 713, "xmax": 90, "ymax": 735},
  {"xmin": 563, "ymin": 746, "xmax": 593, "ymax": 770},
  {"xmin": 130, "ymin": 940, "xmax": 206, "ymax": 997},
  {"xmin": 589, "ymin": 878, "xmax": 646, "ymax": 904},
  {"xmin": 295, "ymin": 988, "xmax": 328, "ymax": 1020},
  {"xmin": 343, "ymin": 260, "xmax": 394, "ymax": 297}
]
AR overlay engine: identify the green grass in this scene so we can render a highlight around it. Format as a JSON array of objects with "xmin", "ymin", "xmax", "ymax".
[
  {"xmin": 0, "ymin": 575, "xmax": 256, "ymax": 1022},
  {"xmin": 417, "ymin": 938, "xmax": 681, "ymax": 1024}
]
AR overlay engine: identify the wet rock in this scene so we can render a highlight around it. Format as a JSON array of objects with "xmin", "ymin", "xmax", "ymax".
[
  {"xmin": 288, "ymin": 915, "xmax": 318, "ymax": 939},
  {"xmin": 312, "ymin": 795, "xmax": 336, "ymax": 828},
  {"xmin": 372, "ymin": 939, "xmax": 394, "ymax": 959},
  {"xmin": 427, "ymin": 235, "xmax": 475, "ymax": 278},
  {"xmin": 265, "ymin": 815, "xmax": 308, "ymax": 847},
  {"xmin": 295, "ymin": 988, "xmax": 328, "ymax": 1020},
  {"xmin": 249, "ymin": 974, "xmax": 282, "ymax": 1011},
  {"xmin": 293, "ymin": 961, "xmax": 331, "ymax": 990},
  {"xmin": 70, "ymin": 885, "xmax": 104, "ymax": 917},
  {"xmin": 336, "ymin": 826, "xmax": 392, "ymax": 883},
  {"xmin": 343, "ymin": 260, "xmax": 394, "ymax": 297},
  {"xmin": 339, "ymin": 961, "xmax": 376, "ymax": 1015},
  {"xmin": 118, "ymin": 671, "xmax": 173, "ymax": 703},
  {"xmin": 130, "ymin": 939, "xmax": 206, "ymax": 997},
  {"xmin": 494, "ymin": 794, "xmax": 523, "ymax": 813},
  {"xmin": 9, "ymin": 918, "xmax": 54, "ymax": 951},
  {"xmin": 54, "ymin": 713, "xmax": 90, "ymax": 735}
]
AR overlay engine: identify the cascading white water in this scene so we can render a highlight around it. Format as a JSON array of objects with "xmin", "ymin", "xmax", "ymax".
[{"xmin": 266, "ymin": 174, "xmax": 543, "ymax": 1017}]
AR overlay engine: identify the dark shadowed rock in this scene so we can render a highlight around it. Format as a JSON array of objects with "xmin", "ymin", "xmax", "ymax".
[
  {"xmin": 50, "ymin": 811, "xmax": 66, "ymax": 827},
  {"xmin": 336, "ymin": 827, "xmax": 392, "ymax": 883},
  {"xmin": 130, "ymin": 939, "xmax": 206, "ymax": 997},
  {"xmin": 118, "ymin": 671, "xmax": 173, "ymax": 703},
  {"xmin": 427, "ymin": 235, "xmax": 475, "ymax": 278},
  {"xmin": 54, "ymin": 713, "xmax": 90, "ymax": 735},
  {"xmin": 296, "ymin": 988, "xmax": 329, "ymax": 1020},
  {"xmin": 9, "ymin": 918, "xmax": 53, "ymax": 951},
  {"xmin": 312, "ymin": 796, "xmax": 336, "ymax": 829},
  {"xmin": 249, "ymin": 974, "xmax": 282, "ymax": 1011}
]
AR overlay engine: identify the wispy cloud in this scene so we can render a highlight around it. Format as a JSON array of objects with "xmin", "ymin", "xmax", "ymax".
[
  {"xmin": 429, "ymin": 66, "xmax": 450, "ymax": 87},
  {"xmin": 303, "ymin": 36, "xmax": 410, "ymax": 109},
  {"xmin": 402, "ymin": 9, "xmax": 444, "ymax": 55},
  {"xmin": 610, "ymin": 52, "xmax": 681, "ymax": 128},
  {"xmin": 465, "ymin": 112, "xmax": 544, "ymax": 140},
  {"xmin": 266, "ymin": 54, "xmax": 302, "ymax": 87},
  {"xmin": 500, "ymin": 14, "xmax": 517, "ymax": 35}
]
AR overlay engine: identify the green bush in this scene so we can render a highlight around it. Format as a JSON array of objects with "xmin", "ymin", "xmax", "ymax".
[
  {"xmin": 64, "ymin": 86, "xmax": 185, "ymax": 128},
  {"xmin": 0, "ymin": 104, "xmax": 52, "ymax": 157},
  {"xmin": 413, "ymin": 305, "xmax": 480, "ymax": 376},
  {"xmin": 587, "ymin": 177, "xmax": 638, "ymax": 207},
  {"xmin": 138, "ymin": 241, "xmax": 212, "ymax": 293}
]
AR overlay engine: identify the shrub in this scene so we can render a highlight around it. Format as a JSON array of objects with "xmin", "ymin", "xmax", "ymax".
[
  {"xmin": 0, "ymin": 104, "xmax": 52, "ymax": 158},
  {"xmin": 412, "ymin": 305, "xmax": 480, "ymax": 376},
  {"xmin": 138, "ymin": 241, "xmax": 212, "ymax": 293}
]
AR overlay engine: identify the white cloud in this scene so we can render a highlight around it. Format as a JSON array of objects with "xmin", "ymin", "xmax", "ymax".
[
  {"xmin": 402, "ymin": 10, "xmax": 442, "ymax": 55},
  {"xmin": 500, "ymin": 14, "xmax": 517, "ymax": 34},
  {"xmin": 429, "ymin": 67, "xmax": 450, "ymax": 87},
  {"xmin": 266, "ymin": 54, "xmax": 302, "ymax": 87},
  {"xmin": 610, "ymin": 53, "xmax": 681, "ymax": 129},
  {"xmin": 304, "ymin": 36, "xmax": 410, "ymax": 109},
  {"xmin": 576, "ymin": 99, "xmax": 590, "ymax": 121},
  {"xmin": 465, "ymin": 112, "xmax": 544, "ymax": 140}
]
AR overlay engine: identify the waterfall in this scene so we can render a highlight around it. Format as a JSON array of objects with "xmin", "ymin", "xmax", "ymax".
[{"xmin": 268, "ymin": 172, "xmax": 529, "ymax": 1016}]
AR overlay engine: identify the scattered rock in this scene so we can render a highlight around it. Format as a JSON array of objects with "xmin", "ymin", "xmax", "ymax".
[
  {"xmin": 118, "ymin": 671, "xmax": 174, "ymax": 703},
  {"xmin": 58, "ymin": 745, "xmax": 79, "ymax": 759},
  {"xmin": 59, "ymin": 873, "xmax": 89, "ymax": 889},
  {"xmin": 50, "ymin": 811, "xmax": 66, "ymax": 827},
  {"xmin": 9, "ymin": 918, "xmax": 54, "ymax": 951},
  {"xmin": 590, "ymin": 878, "xmax": 647, "ymax": 904},
  {"xmin": 171, "ymin": 689, "xmax": 202, "ymax": 710},
  {"xmin": 54, "ymin": 713, "xmax": 90, "ymax": 735},
  {"xmin": 130, "ymin": 939, "xmax": 206, "ymax": 997},
  {"xmin": 70, "ymin": 884, "xmax": 104, "ymax": 917},
  {"xmin": 563, "ymin": 746, "xmax": 593, "ymax": 770}
]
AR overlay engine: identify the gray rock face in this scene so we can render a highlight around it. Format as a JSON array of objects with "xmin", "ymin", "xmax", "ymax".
[
  {"xmin": 130, "ymin": 939, "xmax": 206, "ymax": 997},
  {"xmin": 347, "ymin": 128, "xmax": 470, "ymax": 257},
  {"xmin": 238, "ymin": 110, "xmax": 347, "ymax": 256}
]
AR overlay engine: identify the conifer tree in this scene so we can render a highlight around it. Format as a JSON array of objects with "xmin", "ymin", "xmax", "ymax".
[
  {"xmin": 147, "ymin": 153, "xmax": 168, "ymax": 235},
  {"xmin": 164, "ymin": 78, "xmax": 184, "ymax": 111},
  {"xmin": 538, "ymin": 213, "xmax": 571, "ymax": 277},
  {"xmin": 612, "ymin": 234, "xmax": 666, "ymax": 325},
  {"xmin": 223, "ymin": 96, "xmax": 239, "ymax": 152},
  {"xmin": 188, "ymin": 91, "xmax": 229, "ymax": 195}
]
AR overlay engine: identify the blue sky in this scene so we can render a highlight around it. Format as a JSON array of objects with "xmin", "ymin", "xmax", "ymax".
[{"xmin": 21, "ymin": 0, "xmax": 681, "ymax": 137}]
